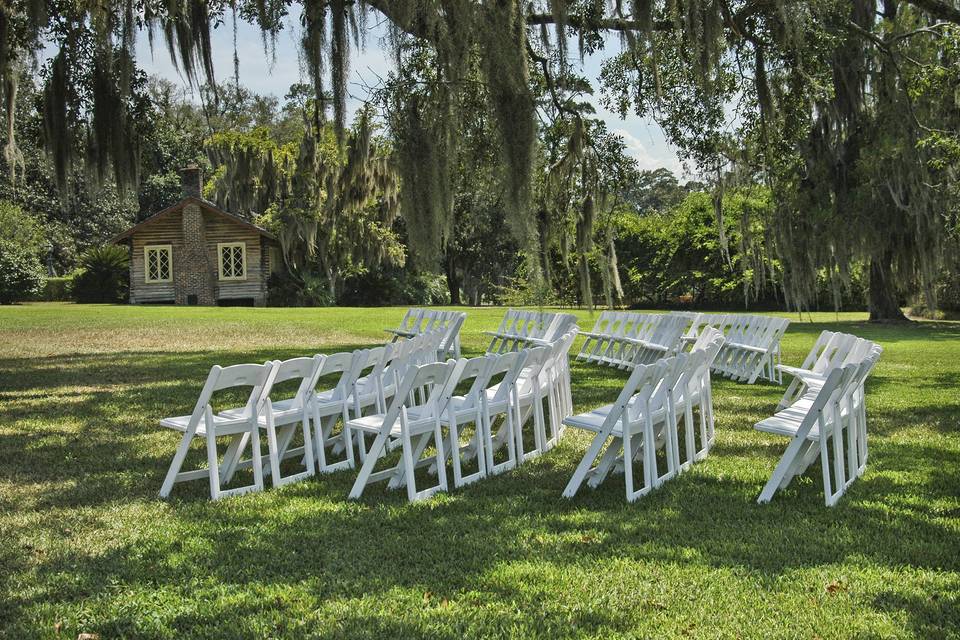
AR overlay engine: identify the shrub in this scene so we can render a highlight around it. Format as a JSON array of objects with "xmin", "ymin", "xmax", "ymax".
[
  {"xmin": 0, "ymin": 240, "xmax": 46, "ymax": 304},
  {"xmin": 338, "ymin": 269, "xmax": 449, "ymax": 306},
  {"xmin": 42, "ymin": 276, "xmax": 75, "ymax": 301},
  {"xmin": 267, "ymin": 270, "xmax": 335, "ymax": 307},
  {"xmin": 72, "ymin": 245, "xmax": 130, "ymax": 303}
]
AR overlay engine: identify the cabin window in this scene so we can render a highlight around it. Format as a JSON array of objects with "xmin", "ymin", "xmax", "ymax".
[
  {"xmin": 144, "ymin": 245, "xmax": 172, "ymax": 283},
  {"xmin": 218, "ymin": 242, "xmax": 247, "ymax": 281}
]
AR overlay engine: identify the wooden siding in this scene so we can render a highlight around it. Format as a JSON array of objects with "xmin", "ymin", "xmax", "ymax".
[
  {"xmin": 203, "ymin": 210, "xmax": 267, "ymax": 302},
  {"xmin": 130, "ymin": 212, "xmax": 182, "ymax": 303}
]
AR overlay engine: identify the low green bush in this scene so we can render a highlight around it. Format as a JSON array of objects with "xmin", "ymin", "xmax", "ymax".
[
  {"xmin": 71, "ymin": 246, "xmax": 130, "ymax": 303},
  {"xmin": 0, "ymin": 240, "xmax": 46, "ymax": 304},
  {"xmin": 42, "ymin": 276, "xmax": 74, "ymax": 301}
]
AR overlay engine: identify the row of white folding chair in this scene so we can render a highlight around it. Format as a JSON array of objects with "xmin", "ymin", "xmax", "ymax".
[
  {"xmin": 484, "ymin": 309, "xmax": 576, "ymax": 354},
  {"xmin": 385, "ymin": 308, "xmax": 466, "ymax": 358},
  {"xmin": 562, "ymin": 328, "xmax": 726, "ymax": 502},
  {"xmin": 775, "ymin": 330, "xmax": 868, "ymax": 410},
  {"xmin": 158, "ymin": 356, "xmax": 323, "ymax": 500},
  {"xmin": 577, "ymin": 311, "xmax": 648, "ymax": 367},
  {"xmin": 347, "ymin": 330, "xmax": 580, "ymax": 502},
  {"xmin": 626, "ymin": 314, "xmax": 691, "ymax": 366},
  {"xmin": 694, "ymin": 313, "xmax": 789, "ymax": 384},
  {"xmin": 577, "ymin": 313, "xmax": 685, "ymax": 368},
  {"xmin": 432, "ymin": 332, "xmax": 576, "ymax": 489},
  {"xmin": 157, "ymin": 329, "xmax": 447, "ymax": 500},
  {"xmin": 755, "ymin": 341, "xmax": 882, "ymax": 506}
]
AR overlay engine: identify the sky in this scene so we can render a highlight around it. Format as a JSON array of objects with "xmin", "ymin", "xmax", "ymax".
[{"xmin": 134, "ymin": 16, "xmax": 686, "ymax": 176}]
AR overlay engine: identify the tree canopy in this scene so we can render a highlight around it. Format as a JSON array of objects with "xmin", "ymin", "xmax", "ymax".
[{"xmin": 1, "ymin": 0, "xmax": 959, "ymax": 316}]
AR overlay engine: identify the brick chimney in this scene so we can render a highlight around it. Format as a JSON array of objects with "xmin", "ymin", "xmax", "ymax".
[
  {"xmin": 179, "ymin": 165, "xmax": 202, "ymax": 199},
  {"xmin": 175, "ymin": 165, "xmax": 216, "ymax": 305}
]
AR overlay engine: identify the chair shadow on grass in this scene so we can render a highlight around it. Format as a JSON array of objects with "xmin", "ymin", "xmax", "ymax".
[{"xmin": 2, "ymin": 329, "xmax": 960, "ymax": 637}]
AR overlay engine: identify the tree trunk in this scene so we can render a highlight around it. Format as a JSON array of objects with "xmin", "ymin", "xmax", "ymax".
[
  {"xmin": 868, "ymin": 250, "xmax": 908, "ymax": 322},
  {"xmin": 445, "ymin": 253, "xmax": 461, "ymax": 305}
]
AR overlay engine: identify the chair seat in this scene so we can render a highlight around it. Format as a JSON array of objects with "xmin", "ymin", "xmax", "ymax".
[
  {"xmin": 159, "ymin": 412, "xmax": 252, "ymax": 436},
  {"xmin": 347, "ymin": 407, "xmax": 437, "ymax": 435},
  {"xmin": 754, "ymin": 394, "xmax": 854, "ymax": 440},
  {"xmin": 563, "ymin": 403, "xmax": 668, "ymax": 435},
  {"xmin": 221, "ymin": 404, "xmax": 305, "ymax": 425},
  {"xmin": 725, "ymin": 341, "xmax": 769, "ymax": 354},
  {"xmin": 777, "ymin": 365, "xmax": 827, "ymax": 387}
]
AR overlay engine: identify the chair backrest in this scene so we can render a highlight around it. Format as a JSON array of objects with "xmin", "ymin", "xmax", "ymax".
[
  {"xmin": 438, "ymin": 311, "xmax": 466, "ymax": 356},
  {"xmin": 397, "ymin": 308, "xmax": 424, "ymax": 333},
  {"xmin": 542, "ymin": 313, "xmax": 578, "ymax": 343},
  {"xmin": 515, "ymin": 346, "xmax": 550, "ymax": 394},
  {"xmin": 268, "ymin": 355, "xmax": 324, "ymax": 411},
  {"xmin": 589, "ymin": 310, "xmax": 615, "ymax": 334},
  {"xmin": 485, "ymin": 350, "xmax": 529, "ymax": 406},
  {"xmin": 690, "ymin": 325, "xmax": 724, "ymax": 352},
  {"xmin": 313, "ymin": 350, "xmax": 358, "ymax": 401},
  {"xmin": 383, "ymin": 360, "xmax": 459, "ymax": 428},
  {"xmin": 353, "ymin": 345, "xmax": 392, "ymax": 409},
  {"xmin": 600, "ymin": 358, "xmax": 670, "ymax": 430},
  {"xmin": 192, "ymin": 361, "xmax": 274, "ymax": 426},
  {"xmin": 446, "ymin": 355, "xmax": 494, "ymax": 413}
]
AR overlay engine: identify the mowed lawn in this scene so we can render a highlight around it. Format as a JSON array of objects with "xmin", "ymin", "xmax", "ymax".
[{"xmin": 0, "ymin": 303, "xmax": 958, "ymax": 639}]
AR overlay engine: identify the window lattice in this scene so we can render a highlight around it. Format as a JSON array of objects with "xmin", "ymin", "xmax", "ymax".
[
  {"xmin": 145, "ymin": 247, "xmax": 171, "ymax": 282},
  {"xmin": 220, "ymin": 244, "xmax": 245, "ymax": 279}
]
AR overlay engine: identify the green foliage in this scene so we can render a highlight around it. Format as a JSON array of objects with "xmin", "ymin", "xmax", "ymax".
[
  {"xmin": 41, "ymin": 275, "xmax": 73, "ymax": 301},
  {"xmin": 71, "ymin": 245, "xmax": 129, "ymax": 303},
  {"xmin": 495, "ymin": 260, "xmax": 561, "ymax": 307},
  {"xmin": 266, "ymin": 270, "xmax": 335, "ymax": 308},
  {"xmin": 339, "ymin": 269, "xmax": 449, "ymax": 307},
  {"xmin": 614, "ymin": 188, "xmax": 778, "ymax": 308},
  {"xmin": 0, "ymin": 239, "xmax": 45, "ymax": 303},
  {"xmin": 0, "ymin": 199, "xmax": 43, "ymax": 253}
]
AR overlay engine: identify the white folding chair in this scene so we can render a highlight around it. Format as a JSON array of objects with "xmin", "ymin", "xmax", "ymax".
[
  {"xmin": 241, "ymin": 355, "xmax": 322, "ymax": 488},
  {"xmin": 535, "ymin": 331, "xmax": 578, "ymax": 451},
  {"xmin": 480, "ymin": 350, "xmax": 529, "ymax": 475},
  {"xmin": 432, "ymin": 355, "xmax": 495, "ymax": 487},
  {"xmin": 310, "ymin": 350, "xmax": 364, "ymax": 473},
  {"xmin": 675, "ymin": 327, "xmax": 725, "ymax": 467},
  {"xmin": 348, "ymin": 359, "xmax": 461, "ymax": 502},
  {"xmin": 755, "ymin": 346, "xmax": 882, "ymax": 506},
  {"xmin": 158, "ymin": 361, "xmax": 275, "ymax": 500},
  {"xmin": 510, "ymin": 346, "xmax": 552, "ymax": 463},
  {"xmin": 776, "ymin": 331, "xmax": 861, "ymax": 409},
  {"xmin": 562, "ymin": 359, "xmax": 674, "ymax": 501}
]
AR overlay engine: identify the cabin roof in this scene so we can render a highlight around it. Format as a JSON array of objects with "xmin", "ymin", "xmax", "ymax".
[{"xmin": 109, "ymin": 196, "xmax": 277, "ymax": 243}]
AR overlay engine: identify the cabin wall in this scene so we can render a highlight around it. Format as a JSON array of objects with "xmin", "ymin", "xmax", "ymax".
[{"xmin": 126, "ymin": 202, "xmax": 275, "ymax": 306}]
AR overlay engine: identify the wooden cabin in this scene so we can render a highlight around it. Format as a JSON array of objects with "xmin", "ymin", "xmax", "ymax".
[{"xmin": 111, "ymin": 167, "xmax": 280, "ymax": 306}]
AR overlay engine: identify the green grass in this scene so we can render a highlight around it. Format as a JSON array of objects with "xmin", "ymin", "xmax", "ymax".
[{"xmin": 0, "ymin": 303, "xmax": 958, "ymax": 639}]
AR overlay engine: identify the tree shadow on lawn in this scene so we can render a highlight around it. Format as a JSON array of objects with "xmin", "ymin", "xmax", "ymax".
[{"xmin": 6, "ymin": 430, "xmax": 959, "ymax": 637}]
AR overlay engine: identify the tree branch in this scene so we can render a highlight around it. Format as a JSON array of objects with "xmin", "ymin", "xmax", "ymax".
[{"xmin": 904, "ymin": 0, "xmax": 960, "ymax": 25}]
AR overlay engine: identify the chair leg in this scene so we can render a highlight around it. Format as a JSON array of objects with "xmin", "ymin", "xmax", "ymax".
[
  {"xmin": 264, "ymin": 409, "xmax": 283, "ymax": 487},
  {"xmin": 159, "ymin": 427, "xmax": 198, "ymax": 499},
  {"xmin": 348, "ymin": 430, "xmax": 391, "ymax": 499},
  {"xmin": 401, "ymin": 427, "xmax": 419, "ymax": 502},
  {"xmin": 563, "ymin": 430, "xmax": 609, "ymax": 498},
  {"xmin": 205, "ymin": 407, "xmax": 222, "ymax": 500},
  {"xmin": 312, "ymin": 405, "xmax": 328, "ymax": 472},
  {"xmin": 758, "ymin": 431, "xmax": 814, "ymax": 504}
]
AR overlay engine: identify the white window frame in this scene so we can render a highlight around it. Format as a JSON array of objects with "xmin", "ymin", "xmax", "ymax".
[
  {"xmin": 218, "ymin": 242, "xmax": 247, "ymax": 281},
  {"xmin": 144, "ymin": 244, "xmax": 173, "ymax": 283}
]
